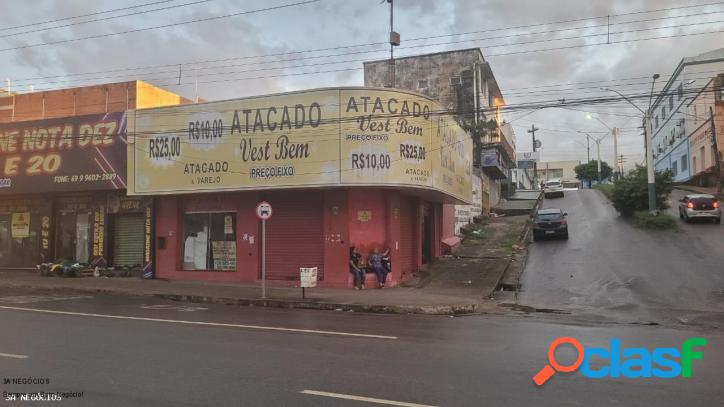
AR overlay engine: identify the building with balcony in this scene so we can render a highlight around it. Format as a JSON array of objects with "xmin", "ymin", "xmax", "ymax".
[
  {"xmin": 363, "ymin": 48, "xmax": 515, "ymax": 239},
  {"xmin": 649, "ymin": 48, "xmax": 724, "ymax": 183}
]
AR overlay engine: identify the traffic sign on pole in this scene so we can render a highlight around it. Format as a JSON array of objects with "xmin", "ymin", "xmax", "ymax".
[
  {"xmin": 256, "ymin": 201, "xmax": 272, "ymax": 299},
  {"xmin": 256, "ymin": 201, "xmax": 273, "ymax": 220}
]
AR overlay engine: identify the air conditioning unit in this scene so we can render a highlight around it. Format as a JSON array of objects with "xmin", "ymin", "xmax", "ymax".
[{"xmin": 449, "ymin": 76, "xmax": 462, "ymax": 86}]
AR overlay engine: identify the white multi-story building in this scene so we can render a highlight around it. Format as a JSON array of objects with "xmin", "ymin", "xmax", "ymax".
[{"xmin": 650, "ymin": 48, "xmax": 724, "ymax": 182}]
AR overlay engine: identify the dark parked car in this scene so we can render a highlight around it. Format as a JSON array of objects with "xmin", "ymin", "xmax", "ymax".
[
  {"xmin": 678, "ymin": 194, "xmax": 720, "ymax": 224},
  {"xmin": 533, "ymin": 208, "xmax": 569, "ymax": 241}
]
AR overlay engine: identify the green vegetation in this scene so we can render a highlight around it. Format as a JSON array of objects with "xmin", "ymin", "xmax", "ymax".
[
  {"xmin": 460, "ymin": 217, "xmax": 526, "ymax": 255},
  {"xmin": 594, "ymin": 183, "xmax": 614, "ymax": 200},
  {"xmin": 575, "ymin": 160, "xmax": 613, "ymax": 188},
  {"xmin": 632, "ymin": 211, "xmax": 678, "ymax": 231},
  {"xmin": 496, "ymin": 227, "xmax": 522, "ymax": 253},
  {"xmin": 611, "ymin": 166, "xmax": 673, "ymax": 217}
]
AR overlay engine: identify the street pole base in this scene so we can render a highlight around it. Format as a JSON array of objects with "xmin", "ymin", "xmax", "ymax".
[{"xmin": 647, "ymin": 183, "xmax": 656, "ymax": 213}]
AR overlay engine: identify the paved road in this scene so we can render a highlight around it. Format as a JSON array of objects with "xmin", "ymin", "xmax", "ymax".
[
  {"xmin": 0, "ymin": 289, "xmax": 722, "ymax": 406},
  {"xmin": 519, "ymin": 189, "xmax": 724, "ymax": 326}
]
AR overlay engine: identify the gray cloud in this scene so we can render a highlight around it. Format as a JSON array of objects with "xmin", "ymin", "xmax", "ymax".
[{"xmin": 2, "ymin": 0, "xmax": 723, "ymax": 169}]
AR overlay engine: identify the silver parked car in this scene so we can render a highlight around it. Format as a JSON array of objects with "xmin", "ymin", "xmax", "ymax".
[
  {"xmin": 678, "ymin": 194, "xmax": 721, "ymax": 224},
  {"xmin": 543, "ymin": 179, "xmax": 564, "ymax": 198}
]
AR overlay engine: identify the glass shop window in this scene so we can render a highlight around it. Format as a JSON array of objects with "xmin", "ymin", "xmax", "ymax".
[{"xmin": 182, "ymin": 212, "xmax": 236, "ymax": 271}]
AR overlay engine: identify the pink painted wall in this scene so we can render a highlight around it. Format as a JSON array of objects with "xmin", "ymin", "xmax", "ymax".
[{"xmin": 153, "ymin": 188, "xmax": 442, "ymax": 288}]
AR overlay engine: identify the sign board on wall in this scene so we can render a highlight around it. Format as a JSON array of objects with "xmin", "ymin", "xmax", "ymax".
[
  {"xmin": 11, "ymin": 212, "xmax": 30, "ymax": 238},
  {"xmin": 127, "ymin": 88, "xmax": 473, "ymax": 204},
  {"xmin": 518, "ymin": 151, "xmax": 540, "ymax": 162},
  {"xmin": 211, "ymin": 241, "xmax": 236, "ymax": 271},
  {"xmin": 0, "ymin": 112, "xmax": 127, "ymax": 194}
]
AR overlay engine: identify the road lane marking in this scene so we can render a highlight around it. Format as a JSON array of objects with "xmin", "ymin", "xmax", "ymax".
[
  {"xmin": 0, "ymin": 352, "xmax": 28, "ymax": 359},
  {"xmin": 0, "ymin": 306, "xmax": 397, "ymax": 340},
  {"xmin": 300, "ymin": 390, "xmax": 437, "ymax": 407},
  {"xmin": 140, "ymin": 304, "xmax": 208, "ymax": 312},
  {"xmin": 0, "ymin": 295, "xmax": 92, "ymax": 304}
]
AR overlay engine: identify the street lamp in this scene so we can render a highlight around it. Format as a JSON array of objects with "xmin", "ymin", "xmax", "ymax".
[
  {"xmin": 601, "ymin": 73, "xmax": 660, "ymax": 213},
  {"xmin": 586, "ymin": 113, "xmax": 622, "ymax": 179},
  {"xmin": 579, "ymin": 132, "xmax": 605, "ymax": 184}
]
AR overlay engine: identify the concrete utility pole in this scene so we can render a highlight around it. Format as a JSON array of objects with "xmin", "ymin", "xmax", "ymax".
[
  {"xmin": 529, "ymin": 124, "xmax": 539, "ymax": 186},
  {"xmin": 596, "ymin": 139, "xmax": 602, "ymax": 183},
  {"xmin": 613, "ymin": 127, "xmax": 619, "ymax": 179},
  {"xmin": 387, "ymin": 0, "xmax": 400, "ymax": 88},
  {"xmin": 586, "ymin": 134, "xmax": 591, "ymax": 162},
  {"xmin": 645, "ymin": 74, "xmax": 660, "ymax": 213},
  {"xmin": 711, "ymin": 106, "xmax": 722, "ymax": 194},
  {"xmin": 602, "ymin": 73, "xmax": 659, "ymax": 213}
]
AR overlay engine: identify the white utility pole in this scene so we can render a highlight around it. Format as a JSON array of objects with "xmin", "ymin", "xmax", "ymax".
[
  {"xmin": 612, "ymin": 127, "xmax": 619, "ymax": 178},
  {"xmin": 596, "ymin": 140, "xmax": 602, "ymax": 183}
]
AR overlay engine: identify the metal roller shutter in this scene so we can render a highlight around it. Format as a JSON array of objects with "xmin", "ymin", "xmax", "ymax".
[
  {"xmin": 399, "ymin": 197, "xmax": 416, "ymax": 276},
  {"xmin": 112, "ymin": 214, "xmax": 145, "ymax": 267},
  {"xmin": 263, "ymin": 194, "xmax": 324, "ymax": 280}
]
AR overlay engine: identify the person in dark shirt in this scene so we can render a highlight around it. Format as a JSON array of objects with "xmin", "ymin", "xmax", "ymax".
[
  {"xmin": 381, "ymin": 247, "xmax": 391, "ymax": 275},
  {"xmin": 348, "ymin": 246, "xmax": 365, "ymax": 290},
  {"xmin": 368, "ymin": 247, "xmax": 391, "ymax": 288}
]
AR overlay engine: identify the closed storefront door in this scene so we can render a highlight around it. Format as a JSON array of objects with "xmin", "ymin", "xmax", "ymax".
[
  {"xmin": 263, "ymin": 194, "xmax": 324, "ymax": 280},
  {"xmin": 399, "ymin": 197, "xmax": 416, "ymax": 277},
  {"xmin": 0, "ymin": 215, "xmax": 39, "ymax": 267},
  {"xmin": 0, "ymin": 198, "xmax": 50, "ymax": 268},
  {"xmin": 112, "ymin": 214, "xmax": 145, "ymax": 267}
]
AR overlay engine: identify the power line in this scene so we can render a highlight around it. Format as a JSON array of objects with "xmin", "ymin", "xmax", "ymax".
[
  {"xmin": 0, "ymin": 0, "xmax": 214, "ymax": 40},
  {"xmin": 0, "ymin": 0, "xmax": 175, "ymax": 32},
  {"xmin": 11, "ymin": 25, "xmax": 724, "ymax": 99},
  {"xmin": 0, "ymin": 0, "xmax": 321, "ymax": 54},
  {"xmin": 4, "ymin": 1, "xmax": 722, "ymax": 85}
]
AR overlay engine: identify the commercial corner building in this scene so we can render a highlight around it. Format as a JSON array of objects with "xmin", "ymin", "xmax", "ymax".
[
  {"xmin": 127, "ymin": 87, "xmax": 472, "ymax": 287},
  {"xmin": 0, "ymin": 80, "xmax": 472, "ymax": 288},
  {"xmin": 363, "ymin": 48, "xmax": 516, "ymax": 236},
  {"xmin": 650, "ymin": 48, "xmax": 724, "ymax": 184}
]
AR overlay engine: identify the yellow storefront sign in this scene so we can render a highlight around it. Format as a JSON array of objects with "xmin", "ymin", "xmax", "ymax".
[{"xmin": 128, "ymin": 88, "xmax": 472, "ymax": 203}]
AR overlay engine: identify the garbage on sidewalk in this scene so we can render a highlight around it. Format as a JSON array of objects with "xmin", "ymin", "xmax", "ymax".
[{"xmin": 36, "ymin": 258, "xmax": 142, "ymax": 278}]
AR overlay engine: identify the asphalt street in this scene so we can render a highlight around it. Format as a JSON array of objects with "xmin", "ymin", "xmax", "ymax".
[
  {"xmin": 0, "ymin": 290, "xmax": 723, "ymax": 406},
  {"xmin": 519, "ymin": 188, "xmax": 724, "ymax": 326},
  {"xmin": 1, "ymin": 188, "xmax": 723, "ymax": 406}
]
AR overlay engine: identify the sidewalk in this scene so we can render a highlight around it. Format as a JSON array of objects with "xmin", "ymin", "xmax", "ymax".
[
  {"xmin": 0, "ymin": 216, "xmax": 531, "ymax": 316},
  {"xmin": 675, "ymin": 184, "xmax": 723, "ymax": 199}
]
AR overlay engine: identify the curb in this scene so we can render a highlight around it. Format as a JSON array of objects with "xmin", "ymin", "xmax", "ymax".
[
  {"xmin": 674, "ymin": 186, "xmax": 724, "ymax": 200},
  {"xmin": 0, "ymin": 282, "xmax": 479, "ymax": 316},
  {"xmin": 488, "ymin": 192, "xmax": 540, "ymax": 297}
]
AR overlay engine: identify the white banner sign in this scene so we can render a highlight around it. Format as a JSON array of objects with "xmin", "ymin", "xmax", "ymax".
[
  {"xmin": 518, "ymin": 151, "xmax": 540, "ymax": 162},
  {"xmin": 300, "ymin": 267, "xmax": 318, "ymax": 288}
]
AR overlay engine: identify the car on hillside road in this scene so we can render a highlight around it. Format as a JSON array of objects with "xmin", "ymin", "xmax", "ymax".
[
  {"xmin": 543, "ymin": 179, "xmax": 564, "ymax": 198},
  {"xmin": 532, "ymin": 208, "xmax": 569, "ymax": 241},
  {"xmin": 678, "ymin": 194, "xmax": 721, "ymax": 224}
]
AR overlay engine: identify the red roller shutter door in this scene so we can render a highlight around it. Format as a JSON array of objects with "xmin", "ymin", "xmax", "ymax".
[
  {"xmin": 263, "ymin": 194, "xmax": 325, "ymax": 280},
  {"xmin": 398, "ymin": 197, "xmax": 416, "ymax": 276}
]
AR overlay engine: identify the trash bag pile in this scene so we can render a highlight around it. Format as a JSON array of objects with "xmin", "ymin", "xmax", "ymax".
[{"xmin": 37, "ymin": 260, "xmax": 90, "ymax": 277}]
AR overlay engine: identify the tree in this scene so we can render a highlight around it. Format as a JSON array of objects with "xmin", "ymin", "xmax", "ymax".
[
  {"xmin": 461, "ymin": 119, "xmax": 499, "ymax": 168},
  {"xmin": 574, "ymin": 160, "xmax": 613, "ymax": 187},
  {"xmin": 611, "ymin": 165, "xmax": 673, "ymax": 217}
]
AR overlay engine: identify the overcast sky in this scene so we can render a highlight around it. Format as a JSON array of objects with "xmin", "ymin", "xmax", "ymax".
[{"xmin": 2, "ymin": 0, "xmax": 723, "ymax": 167}]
